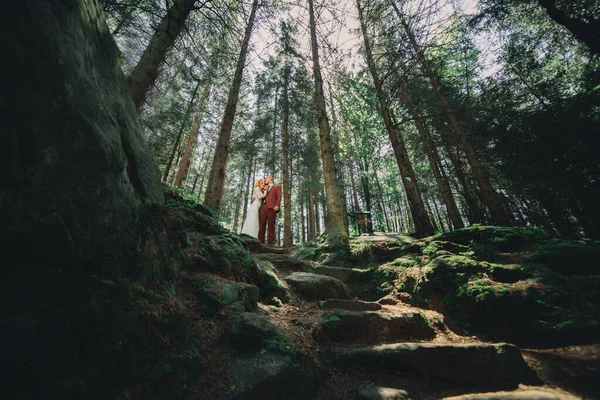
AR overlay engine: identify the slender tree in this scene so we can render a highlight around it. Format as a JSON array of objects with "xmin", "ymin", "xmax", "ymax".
[
  {"xmin": 397, "ymin": 80, "xmax": 464, "ymax": 229},
  {"xmin": 390, "ymin": 0, "xmax": 511, "ymax": 226},
  {"xmin": 281, "ymin": 27, "xmax": 293, "ymax": 248},
  {"xmin": 127, "ymin": 0, "xmax": 198, "ymax": 110},
  {"xmin": 357, "ymin": 0, "xmax": 434, "ymax": 237},
  {"xmin": 174, "ymin": 82, "xmax": 211, "ymax": 187},
  {"xmin": 308, "ymin": 0, "xmax": 348, "ymax": 244},
  {"xmin": 162, "ymin": 81, "xmax": 201, "ymax": 182},
  {"xmin": 204, "ymin": 0, "xmax": 259, "ymax": 211}
]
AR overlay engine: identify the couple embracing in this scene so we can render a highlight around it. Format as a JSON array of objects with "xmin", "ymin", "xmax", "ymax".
[{"xmin": 241, "ymin": 175, "xmax": 281, "ymax": 245}]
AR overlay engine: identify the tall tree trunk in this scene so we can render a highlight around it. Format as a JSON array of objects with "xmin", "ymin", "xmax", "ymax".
[
  {"xmin": 196, "ymin": 148, "xmax": 213, "ymax": 197},
  {"xmin": 204, "ymin": 0, "xmax": 259, "ymax": 211},
  {"xmin": 328, "ymin": 81, "xmax": 349, "ymax": 234},
  {"xmin": 308, "ymin": 190, "xmax": 316, "ymax": 240},
  {"xmin": 425, "ymin": 198, "xmax": 440, "ymax": 233},
  {"xmin": 537, "ymin": 0, "xmax": 600, "ymax": 55},
  {"xmin": 344, "ymin": 127, "xmax": 361, "ymax": 212},
  {"xmin": 174, "ymin": 82, "xmax": 211, "ymax": 187},
  {"xmin": 308, "ymin": 0, "xmax": 347, "ymax": 244},
  {"xmin": 397, "ymin": 80, "xmax": 464, "ymax": 229},
  {"xmin": 300, "ymin": 189, "xmax": 306, "ymax": 243},
  {"xmin": 432, "ymin": 198, "xmax": 446, "ymax": 232},
  {"xmin": 241, "ymin": 156, "xmax": 254, "ymax": 231},
  {"xmin": 372, "ymin": 165, "xmax": 391, "ymax": 232},
  {"xmin": 391, "ymin": 0, "xmax": 510, "ymax": 226},
  {"xmin": 163, "ymin": 81, "xmax": 201, "ymax": 182},
  {"xmin": 232, "ymin": 180, "xmax": 245, "ymax": 233},
  {"xmin": 271, "ymin": 89, "xmax": 279, "ymax": 174},
  {"xmin": 282, "ymin": 64, "xmax": 292, "ymax": 248},
  {"xmin": 357, "ymin": 0, "xmax": 434, "ymax": 237},
  {"xmin": 359, "ymin": 158, "xmax": 372, "ymax": 212},
  {"xmin": 127, "ymin": 0, "xmax": 197, "ymax": 110},
  {"xmin": 446, "ymin": 145, "xmax": 482, "ymax": 224},
  {"xmin": 191, "ymin": 145, "xmax": 208, "ymax": 193},
  {"xmin": 315, "ymin": 190, "xmax": 321, "ymax": 236}
]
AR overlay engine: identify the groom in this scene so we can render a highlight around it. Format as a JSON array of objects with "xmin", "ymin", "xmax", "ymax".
[{"xmin": 259, "ymin": 175, "xmax": 281, "ymax": 245}]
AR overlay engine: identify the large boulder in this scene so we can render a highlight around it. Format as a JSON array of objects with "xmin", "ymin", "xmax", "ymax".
[
  {"xmin": 1, "ymin": 1, "xmax": 165, "ymax": 397},
  {"xmin": 285, "ymin": 272, "xmax": 351, "ymax": 301},
  {"xmin": 1, "ymin": 0, "xmax": 163, "ymax": 275}
]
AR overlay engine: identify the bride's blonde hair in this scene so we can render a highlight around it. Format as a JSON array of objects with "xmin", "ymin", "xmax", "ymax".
[{"xmin": 254, "ymin": 178, "xmax": 264, "ymax": 188}]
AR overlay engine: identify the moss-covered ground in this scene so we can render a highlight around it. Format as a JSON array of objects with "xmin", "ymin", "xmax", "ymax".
[{"xmin": 363, "ymin": 225, "xmax": 600, "ymax": 345}]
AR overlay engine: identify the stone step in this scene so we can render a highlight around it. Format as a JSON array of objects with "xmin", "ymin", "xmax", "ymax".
[
  {"xmin": 319, "ymin": 299, "xmax": 382, "ymax": 311},
  {"xmin": 357, "ymin": 384, "xmax": 409, "ymax": 400},
  {"xmin": 243, "ymin": 236, "xmax": 291, "ymax": 255},
  {"xmin": 268, "ymin": 257, "xmax": 317, "ymax": 272},
  {"xmin": 284, "ymin": 272, "xmax": 351, "ymax": 301},
  {"xmin": 320, "ymin": 310, "xmax": 435, "ymax": 343},
  {"xmin": 338, "ymin": 342, "xmax": 534, "ymax": 386},
  {"xmin": 259, "ymin": 244, "xmax": 290, "ymax": 254},
  {"xmin": 442, "ymin": 387, "xmax": 578, "ymax": 399},
  {"xmin": 312, "ymin": 265, "xmax": 373, "ymax": 284}
]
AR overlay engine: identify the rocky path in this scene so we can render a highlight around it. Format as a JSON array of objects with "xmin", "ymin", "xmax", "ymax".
[{"xmin": 242, "ymin": 242, "xmax": 589, "ymax": 400}]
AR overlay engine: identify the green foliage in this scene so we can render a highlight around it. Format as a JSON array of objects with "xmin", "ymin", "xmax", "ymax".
[{"xmin": 350, "ymin": 239, "xmax": 377, "ymax": 258}]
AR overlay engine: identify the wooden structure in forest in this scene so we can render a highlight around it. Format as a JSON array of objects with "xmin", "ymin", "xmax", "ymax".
[{"xmin": 354, "ymin": 211, "xmax": 373, "ymax": 234}]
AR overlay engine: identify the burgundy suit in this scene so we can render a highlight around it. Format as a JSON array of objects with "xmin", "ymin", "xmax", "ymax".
[{"xmin": 259, "ymin": 184, "xmax": 282, "ymax": 244}]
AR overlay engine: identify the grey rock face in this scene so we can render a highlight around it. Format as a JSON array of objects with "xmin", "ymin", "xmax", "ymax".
[{"xmin": 1, "ymin": 0, "xmax": 163, "ymax": 276}]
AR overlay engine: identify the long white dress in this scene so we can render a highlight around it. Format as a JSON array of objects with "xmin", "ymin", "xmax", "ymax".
[{"xmin": 240, "ymin": 187, "xmax": 266, "ymax": 239}]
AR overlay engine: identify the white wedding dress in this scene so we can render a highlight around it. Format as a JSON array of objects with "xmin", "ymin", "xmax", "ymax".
[{"xmin": 241, "ymin": 187, "xmax": 266, "ymax": 239}]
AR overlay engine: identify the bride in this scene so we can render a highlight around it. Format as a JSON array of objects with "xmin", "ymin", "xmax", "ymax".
[{"xmin": 241, "ymin": 178, "xmax": 266, "ymax": 239}]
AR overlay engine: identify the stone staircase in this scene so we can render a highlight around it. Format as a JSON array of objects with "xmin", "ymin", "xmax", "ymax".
[{"xmin": 239, "ymin": 241, "xmax": 582, "ymax": 400}]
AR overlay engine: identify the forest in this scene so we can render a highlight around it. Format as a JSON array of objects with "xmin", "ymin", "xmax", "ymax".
[
  {"xmin": 1, "ymin": 0, "xmax": 599, "ymax": 399},
  {"xmin": 104, "ymin": 0, "xmax": 599, "ymax": 244}
]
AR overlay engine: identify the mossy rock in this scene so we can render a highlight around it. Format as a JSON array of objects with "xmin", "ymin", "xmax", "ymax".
[
  {"xmin": 294, "ymin": 244, "xmax": 320, "ymax": 261},
  {"xmin": 222, "ymin": 312, "xmax": 283, "ymax": 350},
  {"xmin": 423, "ymin": 255, "xmax": 488, "ymax": 287},
  {"xmin": 256, "ymin": 261, "xmax": 293, "ymax": 303},
  {"xmin": 194, "ymin": 275, "xmax": 259, "ymax": 317},
  {"xmin": 422, "ymin": 240, "xmax": 470, "ymax": 255},
  {"xmin": 530, "ymin": 240, "xmax": 600, "ymax": 275}
]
